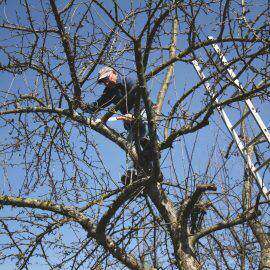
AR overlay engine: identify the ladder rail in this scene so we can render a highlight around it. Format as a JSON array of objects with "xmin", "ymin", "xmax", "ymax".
[
  {"xmin": 208, "ymin": 36, "xmax": 270, "ymax": 145},
  {"xmin": 192, "ymin": 59, "xmax": 270, "ymax": 200}
]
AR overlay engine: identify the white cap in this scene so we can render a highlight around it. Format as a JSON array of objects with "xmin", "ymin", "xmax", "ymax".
[{"xmin": 97, "ymin": 66, "xmax": 114, "ymax": 82}]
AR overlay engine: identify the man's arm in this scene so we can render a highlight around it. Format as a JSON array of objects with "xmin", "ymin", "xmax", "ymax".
[{"xmin": 81, "ymin": 89, "xmax": 115, "ymax": 114}]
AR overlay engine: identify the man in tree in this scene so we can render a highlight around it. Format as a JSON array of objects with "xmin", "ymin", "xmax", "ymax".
[{"xmin": 82, "ymin": 66, "xmax": 152, "ymax": 184}]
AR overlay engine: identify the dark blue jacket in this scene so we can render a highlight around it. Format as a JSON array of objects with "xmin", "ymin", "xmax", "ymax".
[{"xmin": 87, "ymin": 76, "xmax": 140, "ymax": 115}]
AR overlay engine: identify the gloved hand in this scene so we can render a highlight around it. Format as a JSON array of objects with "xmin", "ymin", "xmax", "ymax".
[{"xmin": 116, "ymin": 113, "xmax": 134, "ymax": 122}]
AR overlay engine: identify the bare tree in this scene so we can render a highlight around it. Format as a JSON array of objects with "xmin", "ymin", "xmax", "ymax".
[{"xmin": 0, "ymin": 1, "xmax": 269, "ymax": 269}]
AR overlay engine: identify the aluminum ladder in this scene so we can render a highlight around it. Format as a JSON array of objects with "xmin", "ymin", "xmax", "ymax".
[{"xmin": 192, "ymin": 37, "xmax": 270, "ymax": 200}]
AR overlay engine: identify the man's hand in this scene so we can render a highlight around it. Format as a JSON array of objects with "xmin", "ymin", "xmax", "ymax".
[{"xmin": 116, "ymin": 113, "xmax": 134, "ymax": 122}]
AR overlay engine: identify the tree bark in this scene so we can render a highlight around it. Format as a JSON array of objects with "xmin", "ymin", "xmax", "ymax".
[{"xmin": 242, "ymin": 136, "xmax": 270, "ymax": 270}]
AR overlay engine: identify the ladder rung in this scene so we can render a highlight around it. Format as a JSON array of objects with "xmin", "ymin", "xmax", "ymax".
[
  {"xmin": 231, "ymin": 111, "xmax": 251, "ymax": 130},
  {"xmin": 244, "ymin": 131, "xmax": 264, "ymax": 150},
  {"xmin": 254, "ymin": 157, "xmax": 270, "ymax": 173}
]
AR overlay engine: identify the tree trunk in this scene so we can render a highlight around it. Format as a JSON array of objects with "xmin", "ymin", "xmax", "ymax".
[
  {"xmin": 177, "ymin": 243, "xmax": 201, "ymax": 270},
  {"xmin": 260, "ymin": 246, "xmax": 270, "ymax": 270},
  {"xmin": 243, "ymin": 141, "xmax": 270, "ymax": 270}
]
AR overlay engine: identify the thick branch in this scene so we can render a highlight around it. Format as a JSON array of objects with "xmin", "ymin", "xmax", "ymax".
[
  {"xmin": 193, "ymin": 207, "xmax": 260, "ymax": 242},
  {"xmin": 142, "ymin": 2, "xmax": 173, "ymax": 67},
  {"xmin": 218, "ymin": 0, "xmax": 231, "ymax": 40},
  {"xmin": 156, "ymin": 13, "xmax": 178, "ymax": 116},
  {"xmin": 97, "ymin": 176, "xmax": 150, "ymax": 234},
  {"xmin": 134, "ymin": 40, "xmax": 160, "ymax": 177},
  {"xmin": 50, "ymin": 0, "xmax": 81, "ymax": 103},
  {"xmin": 179, "ymin": 184, "xmax": 217, "ymax": 223},
  {"xmin": 0, "ymin": 195, "xmax": 144, "ymax": 270}
]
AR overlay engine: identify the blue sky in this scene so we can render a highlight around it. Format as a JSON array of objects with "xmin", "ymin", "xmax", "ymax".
[{"xmin": 0, "ymin": 0, "xmax": 269, "ymax": 269}]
